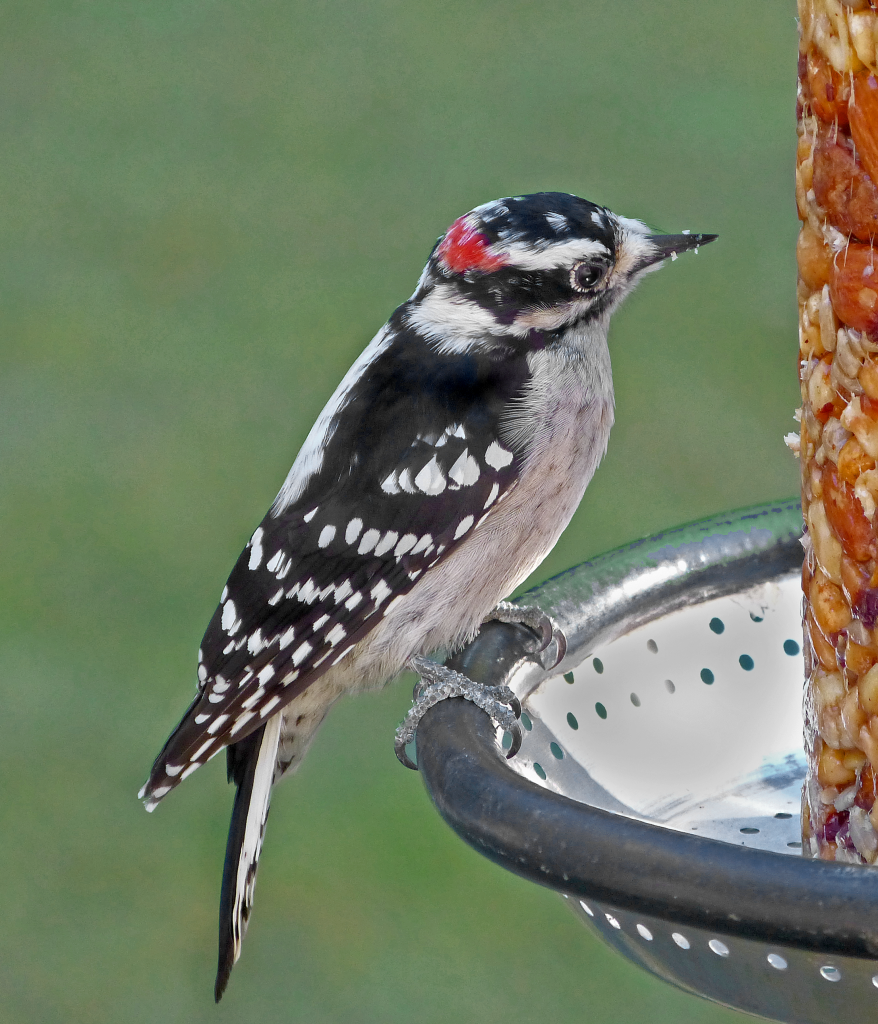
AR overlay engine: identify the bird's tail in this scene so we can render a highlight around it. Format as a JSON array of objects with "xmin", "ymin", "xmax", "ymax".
[{"xmin": 214, "ymin": 713, "xmax": 282, "ymax": 1002}]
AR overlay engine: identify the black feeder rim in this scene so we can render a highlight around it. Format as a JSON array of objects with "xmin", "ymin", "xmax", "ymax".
[{"xmin": 415, "ymin": 500, "xmax": 878, "ymax": 1021}]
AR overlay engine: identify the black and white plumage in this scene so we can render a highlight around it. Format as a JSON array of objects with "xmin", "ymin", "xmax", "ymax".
[{"xmin": 139, "ymin": 192, "xmax": 714, "ymax": 999}]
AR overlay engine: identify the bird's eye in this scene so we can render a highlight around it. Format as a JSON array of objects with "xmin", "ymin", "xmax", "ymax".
[{"xmin": 571, "ymin": 260, "xmax": 609, "ymax": 292}]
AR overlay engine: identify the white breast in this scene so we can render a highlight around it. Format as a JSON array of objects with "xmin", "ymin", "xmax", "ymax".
[{"xmin": 377, "ymin": 323, "xmax": 616, "ymax": 660}]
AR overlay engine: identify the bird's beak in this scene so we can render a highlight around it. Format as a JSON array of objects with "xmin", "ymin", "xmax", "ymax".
[{"xmin": 638, "ymin": 232, "xmax": 717, "ymax": 271}]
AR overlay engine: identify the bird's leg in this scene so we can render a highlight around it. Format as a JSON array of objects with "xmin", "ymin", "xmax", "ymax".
[
  {"xmin": 484, "ymin": 601, "xmax": 567, "ymax": 668},
  {"xmin": 394, "ymin": 656, "xmax": 523, "ymax": 770}
]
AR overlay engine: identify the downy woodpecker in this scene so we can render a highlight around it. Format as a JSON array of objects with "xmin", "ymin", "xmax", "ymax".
[{"xmin": 139, "ymin": 192, "xmax": 715, "ymax": 998}]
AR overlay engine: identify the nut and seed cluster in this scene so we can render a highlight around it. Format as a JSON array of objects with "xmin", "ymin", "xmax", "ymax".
[{"xmin": 796, "ymin": 0, "xmax": 878, "ymax": 863}]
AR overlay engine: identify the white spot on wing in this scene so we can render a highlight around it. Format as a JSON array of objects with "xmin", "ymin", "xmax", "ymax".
[
  {"xmin": 248, "ymin": 527, "xmax": 264, "ymax": 570},
  {"xmin": 279, "ymin": 626, "xmax": 296, "ymax": 649},
  {"xmin": 448, "ymin": 449, "xmax": 480, "ymax": 487},
  {"xmin": 454, "ymin": 515, "xmax": 474, "ymax": 539},
  {"xmin": 257, "ymin": 664, "xmax": 276, "ymax": 685},
  {"xmin": 242, "ymin": 688, "xmax": 266, "ymax": 710},
  {"xmin": 411, "ymin": 534, "xmax": 432, "ymax": 555},
  {"xmin": 260, "ymin": 695, "xmax": 282, "ymax": 717},
  {"xmin": 345, "ymin": 591, "xmax": 363, "ymax": 610},
  {"xmin": 193, "ymin": 738, "xmax": 214, "ymax": 760},
  {"xmin": 485, "ymin": 441, "xmax": 513, "ymax": 469},
  {"xmin": 374, "ymin": 530, "xmax": 399, "ymax": 556},
  {"xmin": 230, "ymin": 712, "xmax": 255, "ymax": 736},
  {"xmin": 380, "ymin": 471, "xmax": 400, "ymax": 494},
  {"xmin": 222, "ymin": 600, "xmax": 238, "ymax": 634},
  {"xmin": 325, "ymin": 623, "xmax": 346, "ymax": 645},
  {"xmin": 318, "ymin": 524, "xmax": 336, "ymax": 548},
  {"xmin": 345, "ymin": 518, "xmax": 363, "ymax": 544},
  {"xmin": 394, "ymin": 534, "xmax": 418, "ymax": 558},
  {"xmin": 303, "ymin": 507, "xmax": 318, "ymax": 523},
  {"xmin": 545, "ymin": 212, "xmax": 568, "ymax": 233},
  {"xmin": 313, "ymin": 614, "xmax": 329, "ymax": 631},
  {"xmin": 292, "ymin": 641, "xmax": 312, "ymax": 666},
  {"xmin": 247, "ymin": 629, "xmax": 264, "ymax": 655},
  {"xmin": 398, "ymin": 468, "xmax": 415, "ymax": 492},
  {"xmin": 333, "ymin": 579, "xmax": 353, "ymax": 603},
  {"xmin": 358, "ymin": 528, "xmax": 381, "ymax": 554},
  {"xmin": 208, "ymin": 714, "xmax": 230, "ymax": 734},
  {"xmin": 370, "ymin": 580, "xmax": 392, "ymax": 606},
  {"xmin": 414, "ymin": 456, "xmax": 446, "ymax": 495}
]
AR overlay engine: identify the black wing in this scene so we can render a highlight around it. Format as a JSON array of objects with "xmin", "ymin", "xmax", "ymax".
[{"xmin": 140, "ymin": 325, "xmax": 530, "ymax": 808}]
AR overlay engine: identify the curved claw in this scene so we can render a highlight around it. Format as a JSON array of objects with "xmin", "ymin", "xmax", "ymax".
[
  {"xmin": 535, "ymin": 616, "xmax": 554, "ymax": 652},
  {"xmin": 505, "ymin": 722, "xmax": 523, "ymax": 760},
  {"xmin": 485, "ymin": 602, "xmax": 566, "ymax": 668},
  {"xmin": 550, "ymin": 627, "xmax": 568, "ymax": 669},
  {"xmin": 509, "ymin": 694, "xmax": 522, "ymax": 719},
  {"xmin": 394, "ymin": 736, "xmax": 419, "ymax": 770}
]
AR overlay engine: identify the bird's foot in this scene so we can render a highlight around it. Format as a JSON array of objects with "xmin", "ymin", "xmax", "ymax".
[
  {"xmin": 394, "ymin": 655, "xmax": 523, "ymax": 770},
  {"xmin": 484, "ymin": 601, "xmax": 567, "ymax": 668}
]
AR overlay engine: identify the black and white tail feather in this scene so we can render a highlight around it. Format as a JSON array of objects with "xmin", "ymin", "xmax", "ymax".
[
  {"xmin": 215, "ymin": 716, "xmax": 281, "ymax": 1001},
  {"xmin": 138, "ymin": 191, "xmax": 715, "ymax": 999}
]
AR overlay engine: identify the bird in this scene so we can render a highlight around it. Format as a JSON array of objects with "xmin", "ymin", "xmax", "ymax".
[{"xmin": 138, "ymin": 191, "xmax": 715, "ymax": 999}]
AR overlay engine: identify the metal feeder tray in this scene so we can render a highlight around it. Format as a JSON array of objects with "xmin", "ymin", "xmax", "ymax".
[{"xmin": 416, "ymin": 499, "xmax": 878, "ymax": 1024}]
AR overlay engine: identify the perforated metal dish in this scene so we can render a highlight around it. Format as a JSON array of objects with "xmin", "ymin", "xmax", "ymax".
[{"xmin": 416, "ymin": 500, "xmax": 878, "ymax": 1024}]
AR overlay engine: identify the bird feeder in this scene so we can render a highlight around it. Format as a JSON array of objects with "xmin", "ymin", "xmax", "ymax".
[{"xmin": 416, "ymin": 501, "xmax": 878, "ymax": 1024}]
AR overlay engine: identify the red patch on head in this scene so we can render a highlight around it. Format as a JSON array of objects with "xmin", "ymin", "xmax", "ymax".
[{"xmin": 437, "ymin": 215, "xmax": 507, "ymax": 274}]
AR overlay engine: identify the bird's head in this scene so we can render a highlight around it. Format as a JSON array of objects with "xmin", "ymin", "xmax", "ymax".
[{"xmin": 407, "ymin": 192, "xmax": 715, "ymax": 348}]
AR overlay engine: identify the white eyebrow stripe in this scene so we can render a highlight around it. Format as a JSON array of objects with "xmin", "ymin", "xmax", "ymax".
[{"xmin": 494, "ymin": 237, "xmax": 611, "ymax": 271}]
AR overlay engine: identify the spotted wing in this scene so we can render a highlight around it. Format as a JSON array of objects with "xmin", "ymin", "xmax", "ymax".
[{"xmin": 140, "ymin": 331, "xmax": 527, "ymax": 808}]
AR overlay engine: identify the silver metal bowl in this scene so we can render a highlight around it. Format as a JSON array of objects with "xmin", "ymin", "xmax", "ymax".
[{"xmin": 416, "ymin": 500, "xmax": 878, "ymax": 1024}]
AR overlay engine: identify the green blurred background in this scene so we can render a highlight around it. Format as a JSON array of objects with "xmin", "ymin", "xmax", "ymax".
[{"xmin": 1, "ymin": 1, "xmax": 800, "ymax": 1021}]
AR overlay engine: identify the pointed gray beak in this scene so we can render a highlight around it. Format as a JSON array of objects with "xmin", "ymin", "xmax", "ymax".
[{"xmin": 639, "ymin": 232, "xmax": 717, "ymax": 270}]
